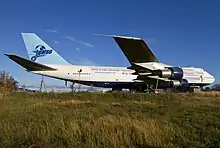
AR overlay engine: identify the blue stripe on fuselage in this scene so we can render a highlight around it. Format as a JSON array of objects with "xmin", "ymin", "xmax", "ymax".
[
  {"xmin": 73, "ymin": 80, "xmax": 210, "ymax": 89},
  {"xmin": 74, "ymin": 80, "xmax": 135, "ymax": 88}
]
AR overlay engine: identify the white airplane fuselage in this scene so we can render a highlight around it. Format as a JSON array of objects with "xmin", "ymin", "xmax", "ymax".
[{"xmin": 32, "ymin": 63, "xmax": 215, "ymax": 88}]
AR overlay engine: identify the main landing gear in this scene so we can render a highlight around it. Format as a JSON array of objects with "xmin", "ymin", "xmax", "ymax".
[
  {"xmin": 189, "ymin": 86, "xmax": 202, "ymax": 92},
  {"xmin": 112, "ymin": 88, "xmax": 122, "ymax": 92}
]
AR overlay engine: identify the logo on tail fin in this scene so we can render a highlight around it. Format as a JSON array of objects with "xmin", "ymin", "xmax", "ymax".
[{"xmin": 31, "ymin": 45, "xmax": 53, "ymax": 61}]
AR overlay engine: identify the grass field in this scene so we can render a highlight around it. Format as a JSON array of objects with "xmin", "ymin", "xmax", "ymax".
[{"xmin": 0, "ymin": 92, "xmax": 220, "ymax": 147}]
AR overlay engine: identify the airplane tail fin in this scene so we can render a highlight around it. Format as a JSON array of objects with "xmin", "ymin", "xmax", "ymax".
[{"xmin": 21, "ymin": 33, "xmax": 69, "ymax": 65}]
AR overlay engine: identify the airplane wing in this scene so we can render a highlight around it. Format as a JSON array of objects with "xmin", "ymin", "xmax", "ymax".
[
  {"xmin": 5, "ymin": 54, "xmax": 57, "ymax": 71},
  {"xmin": 96, "ymin": 34, "xmax": 159, "ymax": 63},
  {"xmin": 95, "ymin": 34, "xmax": 170, "ymax": 72},
  {"xmin": 95, "ymin": 34, "xmax": 182, "ymax": 88},
  {"xmin": 112, "ymin": 35, "xmax": 159, "ymax": 63},
  {"xmin": 102, "ymin": 35, "xmax": 176, "ymax": 86}
]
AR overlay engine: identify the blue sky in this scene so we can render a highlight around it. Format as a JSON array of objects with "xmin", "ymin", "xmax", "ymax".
[{"xmin": 0, "ymin": 0, "xmax": 220, "ymax": 86}]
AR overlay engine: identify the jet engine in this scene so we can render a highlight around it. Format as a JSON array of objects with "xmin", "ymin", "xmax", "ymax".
[
  {"xmin": 171, "ymin": 79, "xmax": 189, "ymax": 88},
  {"xmin": 156, "ymin": 67, "xmax": 183, "ymax": 80}
]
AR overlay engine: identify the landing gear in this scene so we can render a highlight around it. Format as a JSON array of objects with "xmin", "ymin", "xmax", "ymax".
[
  {"xmin": 155, "ymin": 76, "xmax": 159, "ymax": 93},
  {"xmin": 189, "ymin": 86, "xmax": 201, "ymax": 92},
  {"xmin": 112, "ymin": 88, "xmax": 122, "ymax": 92},
  {"xmin": 129, "ymin": 85, "xmax": 154, "ymax": 93},
  {"xmin": 129, "ymin": 88, "xmax": 137, "ymax": 93},
  {"xmin": 129, "ymin": 85, "xmax": 144, "ymax": 93}
]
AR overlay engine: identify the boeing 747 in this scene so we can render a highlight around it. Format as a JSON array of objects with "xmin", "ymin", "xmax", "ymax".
[{"xmin": 5, "ymin": 33, "xmax": 215, "ymax": 92}]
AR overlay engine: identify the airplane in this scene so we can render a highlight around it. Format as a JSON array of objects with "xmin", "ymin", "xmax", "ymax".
[
  {"xmin": 98, "ymin": 34, "xmax": 215, "ymax": 92},
  {"xmin": 4, "ymin": 33, "xmax": 215, "ymax": 92}
]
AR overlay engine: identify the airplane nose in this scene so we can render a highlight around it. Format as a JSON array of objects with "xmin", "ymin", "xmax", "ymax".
[
  {"xmin": 208, "ymin": 73, "xmax": 216, "ymax": 83},
  {"xmin": 205, "ymin": 70, "xmax": 215, "ymax": 84},
  {"xmin": 211, "ymin": 75, "xmax": 215, "ymax": 83}
]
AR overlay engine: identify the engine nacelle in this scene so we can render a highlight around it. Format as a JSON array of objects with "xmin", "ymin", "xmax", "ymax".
[
  {"xmin": 171, "ymin": 79, "xmax": 189, "ymax": 88},
  {"xmin": 158, "ymin": 67, "xmax": 183, "ymax": 80},
  {"xmin": 171, "ymin": 80, "xmax": 181, "ymax": 87}
]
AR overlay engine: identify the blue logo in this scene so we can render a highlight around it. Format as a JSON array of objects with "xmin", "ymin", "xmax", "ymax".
[{"xmin": 31, "ymin": 45, "xmax": 53, "ymax": 61}]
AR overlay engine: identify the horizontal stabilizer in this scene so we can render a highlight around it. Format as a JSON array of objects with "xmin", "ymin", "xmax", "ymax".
[{"xmin": 5, "ymin": 53, "xmax": 57, "ymax": 71}]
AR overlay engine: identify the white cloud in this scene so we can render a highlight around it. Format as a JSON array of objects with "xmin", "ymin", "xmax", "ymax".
[
  {"xmin": 63, "ymin": 35, "xmax": 76, "ymax": 42},
  {"xmin": 46, "ymin": 29, "xmax": 59, "ymax": 33},
  {"xmin": 63, "ymin": 35, "xmax": 95, "ymax": 48},
  {"xmin": 54, "ymin": 40, "xmax": 59, "ymax": 44},
  {"xmin": 78, "ymin": 41, "xmax": 95, "ymax": 48},
  {"xmin": 76, "ymin": 48, "xmax": 81, "ymax": 52}
]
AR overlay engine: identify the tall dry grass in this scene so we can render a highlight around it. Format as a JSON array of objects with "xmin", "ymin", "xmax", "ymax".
[
  {"xmin": 193, "ymin": 91, "xmax": 220, "ymax": 97},
  {"xmin": 0, "ymin": 92, "xmax": 220, "ymax": 147}
]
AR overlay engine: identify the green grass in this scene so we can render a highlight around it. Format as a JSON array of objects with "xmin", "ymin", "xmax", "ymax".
[{"xmin": 0, "ymin": 92, "xmax": 220, "ymax": 147}]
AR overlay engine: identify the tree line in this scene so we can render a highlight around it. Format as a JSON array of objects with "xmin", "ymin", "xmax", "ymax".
[{"xmin": 0, "ymin": 71, "xmax": 18, "ymax": 92}]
